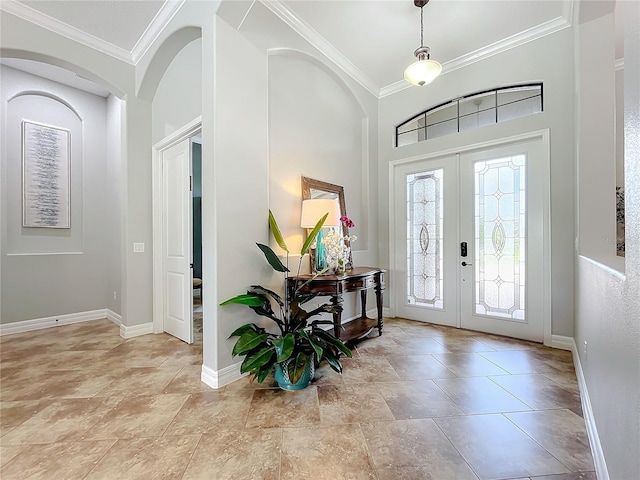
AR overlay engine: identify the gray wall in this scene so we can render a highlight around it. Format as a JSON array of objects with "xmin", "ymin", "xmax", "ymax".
[
  {"xmin": 574, "ymin": 5, "xmax": 640, "ymax": 478},
  {"xmin": 0, "ymin": 65, "xmax": 120, "ymax": 322}
]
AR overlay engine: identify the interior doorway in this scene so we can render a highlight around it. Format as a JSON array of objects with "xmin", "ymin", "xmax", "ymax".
[
  {"xmin": 152, "ymin": 117, "xmax": 202, "ymax": 344},
  {"xmin": 391, "ymin": 131, "xmax": 551, "ymax": 343}
]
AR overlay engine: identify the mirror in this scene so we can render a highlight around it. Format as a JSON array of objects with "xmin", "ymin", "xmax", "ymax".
[
  {"xmin": 301, "ymin": 176, "xmax": 352, "ymax": 268},
  {"xmin": 301, "ymin": 176, "xmax": 349, "ymax": 238}
]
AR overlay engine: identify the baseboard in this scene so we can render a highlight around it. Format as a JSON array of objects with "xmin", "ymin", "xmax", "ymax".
[
  {"xmin": 0, "ymin": 309, "xmax": 110, "ymax": 336},
  {"xmin": 570, "ymin": 338, "xmax": 610, "ymax": 480},
  {"xmin": 106, "ymin": 309, "xmax": 122, "ymax": 326},
  {"xmin": 550, "ymin": 334, "xmax": 574, "ymax": 351},
  {"xmin": 120, "ymin": 322, "xmax": 154, "ymax": 339},
  {"xmin": 383, "ymin": 307, "xmax": 392, "ymax": 318},
  {"xmin": 201, "ymin": 361, "xmax": 246, "ymax": 389}
]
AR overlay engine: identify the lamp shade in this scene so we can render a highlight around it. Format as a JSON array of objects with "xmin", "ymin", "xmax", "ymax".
[
  {"xmin": 300, "ymin": 199, "xmax": 340, "ymax": 228},
  {"xmin": 404, "ymin": 58, "xmax": 442, "ymax": 86}
]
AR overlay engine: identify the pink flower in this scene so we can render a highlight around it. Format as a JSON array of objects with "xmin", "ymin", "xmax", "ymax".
[{"xmin": 340, "ymin": 216, "xmax": 355, "ymax": 228}]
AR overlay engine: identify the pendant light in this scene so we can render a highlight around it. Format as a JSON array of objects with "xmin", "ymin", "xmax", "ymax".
[{"xmin": 404, "ymin": 0, "xmax": 442, "ymax": 86}]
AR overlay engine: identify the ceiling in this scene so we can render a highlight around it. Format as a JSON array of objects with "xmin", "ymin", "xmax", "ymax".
[{"xmin": 2, "ymin": 0, "xmax": 620, "ymax": 97}]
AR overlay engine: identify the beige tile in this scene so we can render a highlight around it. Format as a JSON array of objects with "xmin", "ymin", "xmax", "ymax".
[
  {"xmin": 317, "ymin": 383, "xmax": 395, "ymax": 424},
  {"xmin": 341, "ymin": 356, "xmax": 402, "ymax": 384},
  {"xmin": 376, "ymin": 380, "xmax": 464, "ymax": 419},
  {"xmin": 506, "ymin": 410, "xmax": 595, "ymax": 472},
  {"xmin": 164, "ymin": 391, "xmax": 252, "ymax": 436},
  {"xmin": 310, "ymin": 361, "xmax": 345, "ymax": 386},
  {"xmin": 434, "ymin": 377, "xmax": 532, "ymax": 414},
  {"xmin": 480, "ymin": 350, "xmax": 565, "ymax": 374},
  {"xmin": 355, "ymin": 335, "xmax": 403, "ymax": 357},
  {"xmin": 85, "ymin": 435, "xmax": 201, "ymax": 480},
  {"xmin": 529, "ymin": 473, "xmax": 597, "ymax": 480},
  {"xmin": 281, "ymin": 424, "xmax": 376, "ymax": 479},
  {"xmin": 489, "ymin": 374, "xmax": 582, "ymax": 410},
  {"xmin": 0, "ymin": 440, "xmax": 116, "ymax": 479},
  {"xmin": 433, "ymin": 336, "xmax": 497, "ymax": 353},
  {"xmin": 433, "ymin": 352, "xmax": 510, "ymax": 377},
  {"xmin": 1, "ymin": 397, "xmax": 120, "ymax": 445},
  {"xmin": 0, "ymin": 400, "xmax": 52, "ymax": 428},
  {"xmin": 387, "ymin": 354, "xmax": 456, "ymax": 380},
  {"xmin": 81, "ymin": 394, "xmax": 189, "ymax": 440},
  {"xmin": 94, "ymin": 367, "xmax": 182, "ymax": 397},
  {"xmin": 474, "ymin": 334, "xmax": 540, "ymax": 351},
  {"xmin": 435, "ymin": 414, "xmax": 570, "ymax": 479},
  {"xmin": 0, "ymin": 445, "xmax": 24, "ymax": 467},
  {"xmin": 182, "ymin": 428, "xmax": 281, "ymax": 480},
  {"xmin": 361, "ymin": 418, "xmax": 477, "ymax": 478},
  {"xmin": 390, "ymin": 336, "xmax": 452, "ymax": 355},
  {"xmin": 245, "ymin": 386, "xmax": 321, "ymax": 428},
  {"xmin": 100, "ymin": 342, "xmax": 174, "ymax": 368},
  {"xmin": 162, "ymin": 365, "xmax": 214, "ymax": 394}
]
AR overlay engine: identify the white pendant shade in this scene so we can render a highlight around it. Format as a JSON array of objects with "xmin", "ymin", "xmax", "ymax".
[{"xmin": 404, "ymin": 58, "xmax": 442, "ymax": 86}]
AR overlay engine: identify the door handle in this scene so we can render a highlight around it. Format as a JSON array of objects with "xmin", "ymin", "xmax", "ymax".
[{"xmin": 461, "ymin": 261, "xmax": 472, "ymax": 266}]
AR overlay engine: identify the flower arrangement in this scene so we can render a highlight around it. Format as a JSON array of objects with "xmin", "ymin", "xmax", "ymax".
[{"xmin": 322, "ymin": 215, "xmax": 357, "ymax": 273}]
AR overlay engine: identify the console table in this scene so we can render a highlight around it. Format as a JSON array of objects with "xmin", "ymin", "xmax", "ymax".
[{"xmin": 286, "ymin": 267, "xmax": 385, "ymax": 343}]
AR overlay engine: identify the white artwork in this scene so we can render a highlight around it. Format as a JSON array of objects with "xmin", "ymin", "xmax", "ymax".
[{"xmin": 22, "ymin": 120, "xmax": 71, "ymax": 228}]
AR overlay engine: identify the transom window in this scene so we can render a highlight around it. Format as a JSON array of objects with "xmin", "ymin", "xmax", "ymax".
[{"xmin": 396, "ymin": 84, "xmax": 543, "ymax": 147}]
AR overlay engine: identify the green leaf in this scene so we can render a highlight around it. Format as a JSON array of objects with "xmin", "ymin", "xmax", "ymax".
[
  {"xmin": 232, "ymin": 330, "xmax": 270, "ymax": 356},
  {"xmin": 257, "ymin": 243, "xmax": 289, "ymax": 272},
  {"xmin": 314, "ymin": 329, "xmax": 352, "ymax": 358},
  {"xmin": 274, "ymin": 333, "xmax": 295, "ymax": 362},
  {"xmin": 255, "ymin": 363, "xmax": 273, "ymax": 383},
  {"xmin": 228, "ymin": 324, "xmax": 259, "ymax": 339},
  {"xmin": 289, "ymin": 352, "xmax": 308, "ymax": 384},
  {"xmin": 220, "ymin": 293, "xmax": 264, "ymax": 307},
  {"xmin": 240, "ymin": 347, "xmax": 275, "ymax": 373},
  {"xmin": 301, "ymin": 213, "xmax": 328, "ymax": 256},
  {"xmin": 323, "ymin": 349, "xmax": 343, "ymax": 374},
  {"xmin": 299, "ymin": 330, "xmax": 323, "ymax": 360},
  {"xmin": 250, "ymin": 285, "xmax": 284, "ymax": 307},
  {"xmin": 269, "ymin": 210, "xmax": 289, "ymax": 253}
]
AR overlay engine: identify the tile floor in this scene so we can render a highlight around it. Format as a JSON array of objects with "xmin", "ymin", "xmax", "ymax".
[{"xmin": 0, "ymin": 316, "xmax": 595, "ymax": 480}]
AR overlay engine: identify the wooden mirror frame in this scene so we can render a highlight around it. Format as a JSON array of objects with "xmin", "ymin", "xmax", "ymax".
[{"xmin": 301, "ymin": 176, "xmax": 352, "ymax": 268}]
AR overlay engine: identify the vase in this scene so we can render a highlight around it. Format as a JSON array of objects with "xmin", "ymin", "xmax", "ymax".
[
  {"xmin": 274, "ymin": 353, "xmax": 315, "ymax": 391},
  {"xmin": 314, "ymin": 229, "xmax": 327, "ymax": 272}
]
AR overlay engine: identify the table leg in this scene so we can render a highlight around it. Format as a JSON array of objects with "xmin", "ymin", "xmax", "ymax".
[
  {"xmin": 331, "ymin": 294, "xmax": 344, "ymax": 339},
  {"xmin": 360, "ymin": 290, "xmax": 367, "ymax": 319},
  {"xmin": 375, "ymin": 281, "xmax": 384, "ymax": 336}
]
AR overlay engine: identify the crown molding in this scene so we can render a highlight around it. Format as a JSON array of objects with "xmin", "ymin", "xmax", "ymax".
[
  {"xmin": 131, "ymin": 0, "xmax": 186, "ymax": 64},
  {"xmin": 380, "ymin": 15, "xmax": 572, "ymax": 98},
  {"xmin": 260, "ymin": 0, "xmax": 380, "ymax": 98},
  {"xmin": 0, "ymin": 0, "xmax": 133, "ymax": 64}
]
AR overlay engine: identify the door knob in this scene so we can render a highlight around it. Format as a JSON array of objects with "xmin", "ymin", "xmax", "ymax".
[{"xmin": 461, "ymin": 261, "xmax": 472, "ymax": 266}]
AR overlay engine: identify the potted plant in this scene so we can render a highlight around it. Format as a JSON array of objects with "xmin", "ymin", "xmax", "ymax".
[{"xmin": 221, "ymin": 210, "xmax": 352, "ymax": 390}]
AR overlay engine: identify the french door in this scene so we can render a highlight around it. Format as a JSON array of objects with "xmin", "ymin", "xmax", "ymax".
[{"xmin": 393, "ymin": 136, "xmax": 549, "ymax": 342}]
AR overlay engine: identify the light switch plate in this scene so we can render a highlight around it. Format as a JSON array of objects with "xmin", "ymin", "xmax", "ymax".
[{"xmin": 133, "ymin": 243, "xmax": 145, "ymax": 253}]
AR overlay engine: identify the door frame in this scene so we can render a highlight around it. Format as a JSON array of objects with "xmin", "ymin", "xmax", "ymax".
[
  {"xmin": 389, "ymin": 129, "xmax": 552, "ymax": 346},
  {"xmin": 152, "ymin": 116, "xmax": 202, "ymax": 335}
]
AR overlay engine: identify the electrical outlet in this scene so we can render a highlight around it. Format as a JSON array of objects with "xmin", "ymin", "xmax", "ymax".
[
  {"xmin": 133, "ymin": 243, "xmax": 145, "ymax": 253},
  {"xmin": 113, "ymin": 291, "xmax": 117, "ymax": 301},
  {"xmin": 583, "ymin": 340, "xmax": 588, "ymax": 358}
]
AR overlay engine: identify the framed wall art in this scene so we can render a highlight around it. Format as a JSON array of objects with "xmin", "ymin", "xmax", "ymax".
[{"xmin": 22, "ymin": 120, "xmax": 71, "ymax": 228}]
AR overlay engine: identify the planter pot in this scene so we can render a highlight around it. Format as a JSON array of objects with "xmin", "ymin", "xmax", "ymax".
[{"xmin": 274, "ymin": 354, "xmax": 315, "ymax": 391}]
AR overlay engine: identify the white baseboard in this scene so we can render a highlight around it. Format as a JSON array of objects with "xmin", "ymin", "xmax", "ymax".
[
  {"xmin": 570, "ymin": 338, "xmax": 610, "ymax": 480},
  {"xmin": 201, "ymin": 362, "xmax": 246, "ymax": 389},
  {"xmin": 120, "ymin": 322, "xmax": 154, "ymax": 339},
  {"xmin": 550, "ymin": 334, "xmax": 574, "ymax": 351},
  {"xmin": 0, "ymin": 309, "xmax": 110, "ymax": 336},
  {"xmin": 106, "ymin": 309, "xmax": 122, "ymax": 326}
]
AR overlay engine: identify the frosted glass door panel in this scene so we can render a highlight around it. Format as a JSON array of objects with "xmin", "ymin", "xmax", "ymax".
[
  {"xmin": 406, "ymin": 169, "xmax": 444, "ymax": 308},
  {"xmin": 474, "ymin": 156, "xmax": 526, "ymax": 320}
]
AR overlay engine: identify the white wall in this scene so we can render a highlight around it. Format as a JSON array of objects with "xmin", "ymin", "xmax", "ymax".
[
  {"xmin": 379, "ymin": 27, "xmax": 576, "ymax": 336},
  {"xmin": 0, "ymin": 65, "xmax": 119, "ymax": 322},
  {"xmin": 152, "ymin": 38, "xmax": 202, "ymax": 145},
  {"xmin": 106, "ymin": 94, "xmax": 123, "ymax": 315},
  {"xmin": 574, "ymin": 4, "xmax": 640, "ymax": 478}
]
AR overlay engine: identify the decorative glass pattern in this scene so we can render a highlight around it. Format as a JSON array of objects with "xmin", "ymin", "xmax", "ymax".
[
  {"xmin": 406, "ymin": 169, "xmax": 444, "ymax": 308},
  {"xmin": 474, "ymin": 155, "xmax": 526, "ymax": 320}
]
